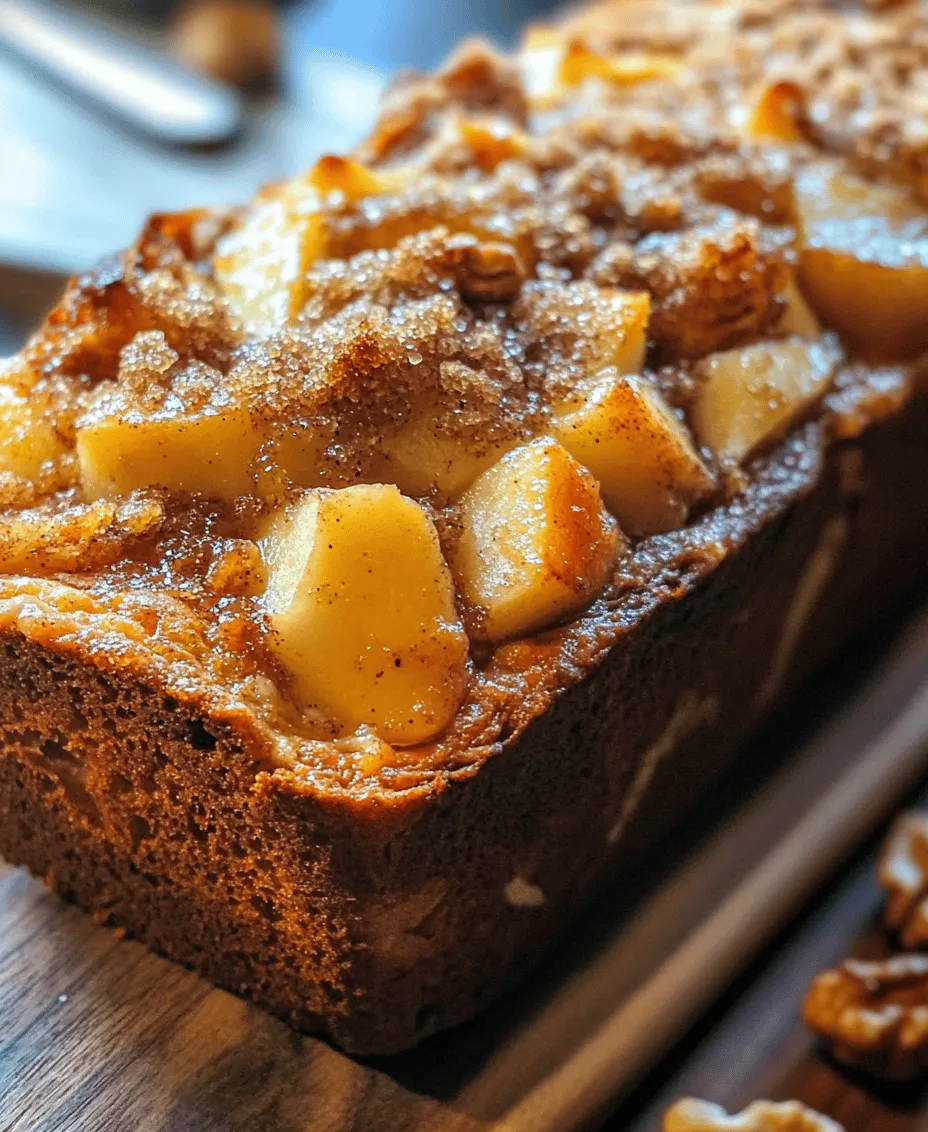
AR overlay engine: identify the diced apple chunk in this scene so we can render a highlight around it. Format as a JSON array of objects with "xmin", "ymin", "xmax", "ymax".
[
  {"xmin": 262, "ymin": 484, "xmax": 468, "ymax": 745},
  {"xmin": 745, "ymin": 80, "xmax": 805, "ymax": 142},
  {"xmin": 309, "ymin": 155, "xmax": 387, "ymax": 200},
  {"xmin": 795, "ymin": 164, "xmax": 928, "ymax": 360},
  {"xmin": 0, "ymin": 383, "xmax": 68, "ymax": 483},
  {"xmin": 692, "ymin": 338, "xmax": 841, "ymax": 464},
  {"xmin": 308, "ymin": 154, "xmax": 408, "ymax": 201},
  {"xmin": 520, "ymin": 29, "xmax": 681, "ymax": 106},
  {"xmin": 591, "ymin": 290, "xmax": 651, "ymax": 374},
  {"xmin": 453, "ymin": 438, "xmax": 621, "ymax": 641},
  {"xmin": 552, "ymin": 376, "xmax": 713, "ymax": 535},
  {"xmin": 213, "ymin": 176, "xmax": 324, "ymax": 335},
  {"xmin": 78, "ymin": 397, "xmax": 266, "ymax": 500},
  {"xmin": 776, "ymin": 278, "xmax": 821, "ymax": 340},
  {"xmin": 379, "ymin": 413, "xmax": 516, "ymax": 500},
  {"xmin": 459, "ymin": 117, "xmax": 529, "ymax": 172},
  {"xmin": 520, "ymin": 26, "xmax": 566, "ymax": 107}
]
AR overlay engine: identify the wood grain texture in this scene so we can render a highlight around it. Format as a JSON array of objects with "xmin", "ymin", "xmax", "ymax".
[
  {"xmin": 0, "ymin": 864, "xmax": 482, "ymax": 1132},
  {"xmin": 7, "ymin": 777, "xmax": 928, "ymax": 1132}
]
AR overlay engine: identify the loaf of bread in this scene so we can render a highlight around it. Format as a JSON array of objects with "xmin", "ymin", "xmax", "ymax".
[{"xmin": 0, "ymin": 0, "xmax": 926, "ymax": 1054}]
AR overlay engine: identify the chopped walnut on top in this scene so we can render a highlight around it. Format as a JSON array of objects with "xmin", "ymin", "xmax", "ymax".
[
  {"xmin": 879, "ymin": 811, "xmax": 928, "ymax": 949},
  {"xmin": 803, "ymin": 954, "xmax": 928, "ymax": 1080},
  {"xmin": 663, "ymin": 1098, "xmax": 844, "ymax": 1132},
  {"xmin": 446, "ymin": 235, "xmax": 527, "ymax": 303},
  {"xmin": 170, "ymin": 0, "xmax": 279, "ymax": 90},
  {"xmin": 589, "ymin": 215, "xmax": 790, "ymax": 359}
]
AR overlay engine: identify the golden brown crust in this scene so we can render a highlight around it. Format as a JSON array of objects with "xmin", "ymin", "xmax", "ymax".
[
  {"xmin": 1, "ymin": 0, "xmax": 923, "ymax": 771},
  {"xmin": 0, "ymin": 393, "xmax": 926, "ymax": 1051},
  {"xmin": 559, "ymin": 0, "xmax": 928, "ymax": 200}
]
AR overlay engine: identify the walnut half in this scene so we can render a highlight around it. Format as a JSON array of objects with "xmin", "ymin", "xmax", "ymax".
[
  {"xmin": 878, "ymin": 811, "xmax": 928, "ymax": 949},
  {"xmin": 803, "ymin": 954, "xmax": 928, "ymax": 1080},
  {"xmin": 447, "ymin": 235, "xmax": 527, "ymax": 303},
  {"xmin": 663, "ymin": 1098, "xmax": 844, "ymax": 1131}
]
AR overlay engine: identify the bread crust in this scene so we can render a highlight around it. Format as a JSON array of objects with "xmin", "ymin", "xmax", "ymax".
[{"xmin": 1, "ymin": 392, "xmax": 925, "ymax": 1053}]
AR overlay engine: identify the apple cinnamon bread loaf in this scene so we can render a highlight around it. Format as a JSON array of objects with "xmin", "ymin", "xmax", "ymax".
[{"xmin": 0, "ymin": 0, "xmax": 927, "ymax": 1053}]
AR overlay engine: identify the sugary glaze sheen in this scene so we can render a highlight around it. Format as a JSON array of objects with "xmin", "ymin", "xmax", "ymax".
[{"xmin": 1, "ymin": 0, "xmax": 927, "ymax": 790}]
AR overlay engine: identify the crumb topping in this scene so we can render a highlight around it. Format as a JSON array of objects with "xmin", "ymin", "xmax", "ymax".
[{"xmin": 0, "ymin": 0, "xmax": 925, "ymax": 779}]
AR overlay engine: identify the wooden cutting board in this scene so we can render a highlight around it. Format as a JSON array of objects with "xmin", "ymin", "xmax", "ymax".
[{"xmin": 3, "ymin": 599, "xmax": 928, "ymax": 1132}]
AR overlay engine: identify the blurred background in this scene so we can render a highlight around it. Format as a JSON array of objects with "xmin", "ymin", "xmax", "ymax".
[{"xmin": 0, "ymin": 0, "xmax": 560, "ymax": 351}]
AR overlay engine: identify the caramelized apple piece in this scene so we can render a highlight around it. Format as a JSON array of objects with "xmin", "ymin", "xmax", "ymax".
[
  {"xmin": 262, "ymin": 484, "xmax": 468, "ymax": 745},
  {"xmin": 591, "ymin": 290, "xmax": 651, "ymax": 374},
  {"xmin": 520, "ymin": 30, "xmax": 680, "ymax": 106},
  {"xmin": 78, "ymin": 394, "xmax": 267, "ymax": 501},
  {"xmin": 215, "ymin": 156, "xmax": 414, "ymax": 333},
  {"xmin": 559, "ymin": 42, "xmax": 682, "ymax": 88},
  {"xmin": 776, "ymin": 278, "xmax": 821, "ymax": 340},
  {"xmin": 795, "ymin": 164, "xmax": 928, "ymax": 360},
  {"xmin": 0, "ymin": 368, "xmax": 68, "ymax": 484},
  {"xmin": 693, "ymin": 338, "xmax": 840, "ymax": 464},
  {"xmin": 745, "ymin": 80, "xmax": 805, "ymax": 143},
  {"xmin": 552, "ymin": 375, "xmax": 713, "ymax": 535},
  {"xmin": 519, "ymin": 26, "xmax": 565, "ymax": 107},
  {"xmin": 380, "ymin": 414, "xmax": 516, "ymax": 500},
  {"xmin": 308, "ymin": 154, "xmax": 407, "ymax": 201},
  {"xmin": 213, "ymin": 176, "xmax": 324, "ymax": 334},
  {"xmin": 453, "ymin": 438, "xmax": 621, "ymax": 641},
  {"xmin": 459, "ymin": 117, "xmax": 529, "ymax": 172}
]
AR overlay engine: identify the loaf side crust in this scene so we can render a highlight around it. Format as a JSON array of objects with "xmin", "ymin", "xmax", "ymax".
[{"xmin": 1, "ymin": 391, "xmax": 926, "ymax": 1052}]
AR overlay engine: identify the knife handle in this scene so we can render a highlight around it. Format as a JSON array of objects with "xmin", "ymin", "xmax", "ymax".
[{"xmin": 0, "ymin": 0, "xmax": 244, "ymax": 146}]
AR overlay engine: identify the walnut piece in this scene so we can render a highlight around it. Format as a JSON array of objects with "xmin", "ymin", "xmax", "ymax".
[
  {"xmin": 803, "ymin": 954, "xmax": 928, "ymax": 1080},
  {"xmin": 590, "ymin": 217, "xmax": 789, "ymax": 360},
  {"xmin": 879, "ymin": 811, "xmax": 928, "ymax": 949},
  {"xmin": 359, "ymin": 39, "xmax": 527, "ymax": 164},
  {"xmin": 447, "ymin": 236, "xmax": 526, "ymax": 303},
  {"xmin": 663, "ymin": 1098, "xmax": 844, "ymax": 1131}
]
